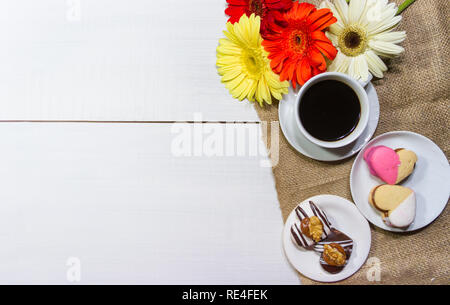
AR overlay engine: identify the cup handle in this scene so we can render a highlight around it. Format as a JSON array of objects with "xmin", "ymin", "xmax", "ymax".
[{"xmin": 358, "ymin": 74, "xmax": 373, "ymax": 88}]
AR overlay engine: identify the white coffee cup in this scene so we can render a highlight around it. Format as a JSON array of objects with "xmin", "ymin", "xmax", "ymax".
[{"xmin": 294, "ymin": 72, "xmax": 371, "ymax": 149}]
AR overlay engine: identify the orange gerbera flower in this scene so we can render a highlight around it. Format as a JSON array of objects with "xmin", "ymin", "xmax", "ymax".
[{"xmin": 262, "ymin": 2, "xmax": 338, "ymax": 88}]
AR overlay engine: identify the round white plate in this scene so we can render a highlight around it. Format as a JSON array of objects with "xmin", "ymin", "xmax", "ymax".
[
  {"xmin": 350, "ymin": 131, "xmax": 450, "ymax": 232},
  {"xmin": 283, "ymin": 194, "xmax": 371, "ymax": 282},
  {"xmin": 279, "ymin": 83, "xmax": 379, "ymax": 161}
]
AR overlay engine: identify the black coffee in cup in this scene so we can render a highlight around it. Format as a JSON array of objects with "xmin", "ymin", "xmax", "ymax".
[{"xmin": 299, "ymin": 79, "xmax": 361, "ymax": 142}]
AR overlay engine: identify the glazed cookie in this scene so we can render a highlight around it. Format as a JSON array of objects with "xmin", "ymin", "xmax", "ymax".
[
  {"xmin": 313, "ymin": 228, "xmax": 354, "ymax": 274},
  {"xmin": 369, "ymin": 185, "xmax": 416, "ymax": 228},
  {"xmin": 290, "ymin": 201, "xmax": 332, "ymax": 250},
  {"xmin": 364, "ymin": 145, "xmax": 417, "ymax": 184}
]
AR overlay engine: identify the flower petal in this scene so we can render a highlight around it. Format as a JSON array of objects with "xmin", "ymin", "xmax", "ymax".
[
  {"xmin": 309, "ymin": 47, "xmax": 327, "ymax": 69},
  {"xmin": 364, "ymin": 50, "xmax": 387, "ymax": 78},
  {"xmin": 348, "ymin": 0, "xmax": 366, "ymax": 24},
  {"xmin": 315, "ymin": 40, "xmax": 338, "ymax": 60},
  {"xmin": 367, "ymin": 15, "xmax": 402, "ymax": 35},
  {"xmin": 372, "ymin": 31, "xmax": 406, "ymax": 44},
  {"xmin": 348, "ymin": 57, "xmax": 359, "ymax": 80},
  {"xmin": 300, "ymin": 58, "xmax": 312, "ymax": 85},
  {"xmin": 368, "ymin": 40, "xmax": 404, "ymax": 57},
  {"xmin": 307, "ymin": 8, "xmax": 337, "ymax": 31},
  {"xmin": 328, "ymin": 51, "xmax": 350, "ymax": 74},
  {"xmin": 325, "ymin": 32, "xmax": 338, "ymax": 46},
  {"xmin": 334, "ymin": 0, "xmax": 349, "ymax": 25},
  {"xmin": 287, "ymin": 2, "xmax": 315, "ymax": 20},
  {"xmin": 320, "ymin": 0, "xmax": 344, "ymax": 34},
  {"xmin": 355, "ymin": 54, "xmax": 369, "ymax": 81}
]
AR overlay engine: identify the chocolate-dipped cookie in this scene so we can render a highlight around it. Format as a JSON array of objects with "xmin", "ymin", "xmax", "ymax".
[
  {"xmin": 369, "ymin": 184, "xmax": 416, "ymax": 228},
  {"xmin": 290, "ymin": 201, "xmax": 333, "ymax": 250},
  {"xmin": 314, "ymin": 228, "xmax": 354, "ymax": 274}
]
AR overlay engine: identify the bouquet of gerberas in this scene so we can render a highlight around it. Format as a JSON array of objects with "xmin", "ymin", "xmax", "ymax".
[{"xmin": 216, "ymin": 0, "xmax": 415, "ymax": 106}]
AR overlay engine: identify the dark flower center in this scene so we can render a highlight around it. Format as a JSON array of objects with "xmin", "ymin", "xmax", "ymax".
[
  {"xmin": 344, "ymin": 31, "xmax": 361, "ymax": 49},
  {"xmin": 290, "ymin": 29, "xmax": 308, "ymax": 54},
  {"xmin": 249, "ymin": 0, "xmax": 265, "ymax": 17},
  {"xmin": 338, "ymin": 25, "xmax": 367, "ymax": 57}
]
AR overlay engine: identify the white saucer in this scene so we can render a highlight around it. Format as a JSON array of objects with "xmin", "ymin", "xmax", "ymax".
[
  {"xmin": 279, "ymin": 83, "xmax": 379, "ymax": 161},
  {"xmin": 350, "ymin": 131, "xmax": 450, "ymax": 232},
  {"xmin": 283, "ymin": 194, "xmax": 371, "ymax": 282}
]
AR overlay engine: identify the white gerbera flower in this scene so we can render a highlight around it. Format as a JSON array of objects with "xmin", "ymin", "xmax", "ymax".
[{"xmin": 320, "ymin": 0, "xmax": 406, "ymax": 81}]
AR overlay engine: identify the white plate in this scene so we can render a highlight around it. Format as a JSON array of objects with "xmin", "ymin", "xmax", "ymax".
[
  {"xmin": 283, "ymin": 195, "xmax": 371, "ymax": 282},
  {"xmin": 278, "ymin": 83, "xmax": 379, "ymax": 161},
  {"xmin": 350, "ymin": 131, "xmax": 450, "ymax": 232}
]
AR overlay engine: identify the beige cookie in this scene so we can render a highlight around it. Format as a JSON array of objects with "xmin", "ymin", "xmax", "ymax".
[
  {"xmin": 369, "ymin": 185, "xmax": 416, "ymax": 228},
  {"xmin": 394, "ymin": 148, "xmax": 418, "ymax": 184}
]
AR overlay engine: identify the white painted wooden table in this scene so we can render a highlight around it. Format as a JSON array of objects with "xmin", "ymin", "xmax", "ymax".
[{"xmin": 0, "ymin": 0, "xmax": 298, "ymax": 284}]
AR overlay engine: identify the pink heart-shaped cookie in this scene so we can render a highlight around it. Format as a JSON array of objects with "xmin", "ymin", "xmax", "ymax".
[{"xmin": 363, "ymin": 146, "xmax": 400, "ymax": 184}]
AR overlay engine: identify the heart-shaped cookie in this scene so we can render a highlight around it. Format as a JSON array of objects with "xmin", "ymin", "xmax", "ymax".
[
  {"xmin": 369, "ymin": 185, "xmax": 416, "ymax": 228},
  {"xmin": 364, "ymin": 146, "xmax": 417, "ymax": 184}
]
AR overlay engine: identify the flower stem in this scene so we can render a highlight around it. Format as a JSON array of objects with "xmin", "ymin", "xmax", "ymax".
[
  {"xmin": 397, "ymin": 0, "xmax": 416, "ymax": 15},
  {"xmin": 344, "ymin": 0, "xmax": 416, "ymax": 15}
]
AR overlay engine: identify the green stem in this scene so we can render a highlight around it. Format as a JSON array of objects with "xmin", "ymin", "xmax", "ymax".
[
  {"xmin": 397, "ymin": 0, "xmax": 416, "ymax": 15},
  {"xmin": 344, "ymin": 0, "xmax": 416, "ymax": 15}
]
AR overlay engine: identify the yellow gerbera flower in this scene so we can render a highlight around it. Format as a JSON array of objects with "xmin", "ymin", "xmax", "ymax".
[{"xmin": 216, "ymin": 14, "xmax": 289, "ymax": 106}]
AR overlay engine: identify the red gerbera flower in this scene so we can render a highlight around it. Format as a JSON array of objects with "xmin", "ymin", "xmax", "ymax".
[
  {"xmin": 225, "ymin": 0, "xmax": 293, "ymax": 37},
  {"xmin": 262, "ymin": 2, "xmax": 338, "ymax": 88}
]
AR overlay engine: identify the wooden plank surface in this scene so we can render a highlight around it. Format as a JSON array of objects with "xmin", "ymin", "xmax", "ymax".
[
  {"xmin": 0, "ymin": 0, "xmax": 259, "ymax": 122},
  {"xmin": 0, "ymin": 123, "xmax": 297, "ymax": 284},
  {"xmin": 0, "ymin": 0, "xmax": 295, "ymax": 285}
]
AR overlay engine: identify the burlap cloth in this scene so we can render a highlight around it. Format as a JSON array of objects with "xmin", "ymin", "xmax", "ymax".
[{"xmin": 255, "ymin": 0, "xmax": 449, "ymax": 284}]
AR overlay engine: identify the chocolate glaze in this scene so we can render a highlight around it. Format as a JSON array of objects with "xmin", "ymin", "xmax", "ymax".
[
  {"xmin": 309, "ymin": 201, "xmax": 332, "ymax": 232},
  {"xmin": 314, "ymin": 228, "xmax": 354, "ymax": 274},
  {"xmin": 295, "ymin": 201, "xmax": 333, "ymax": 233},
  {"xmin": 291, "ymin": 223, "xmax": 315, "ymax": 250},
  {"xmin": 291, "ymin": 201, "xmax": 333, "ymax": 249},
  {"xmin": 290, "ymin": 201, "xmax": 354, "ymax": 274}
]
